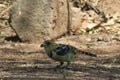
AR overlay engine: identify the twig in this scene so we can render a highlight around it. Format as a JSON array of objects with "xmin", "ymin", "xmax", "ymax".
[{"xmin": 0, "ymin": 5, "xmax": 12, "ymax": 18}]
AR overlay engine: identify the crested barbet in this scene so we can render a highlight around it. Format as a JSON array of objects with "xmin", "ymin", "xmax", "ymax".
[{"xmin": 41, "ymin": 40, "xmax": 97, "ymax": 68}]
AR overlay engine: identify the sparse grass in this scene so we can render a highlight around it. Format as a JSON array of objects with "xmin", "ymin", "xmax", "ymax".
[{"xmin": 42, "ymin": 60, "xmax": 51, "ymax": 64}]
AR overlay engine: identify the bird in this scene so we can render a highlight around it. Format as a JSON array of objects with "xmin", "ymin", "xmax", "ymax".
[{"xmin": 40, "ymin": 40, "xmax": 96, "ymax": 69}]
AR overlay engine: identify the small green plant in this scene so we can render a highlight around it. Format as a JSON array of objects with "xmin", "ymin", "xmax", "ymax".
[
  {"xmin": 111, "ymin": 58, "xmax": 117, "ymax": 64},
  {"xmin": 60, "ymin": 75, "xmax": 67, "ymax": 80},
  {"xmin": 43, "ymin": 60, "xmax": 51, "ymax": 64},
  {"xmin": 0, "ymin": 33, "xmax": 6, "ymax": 38}
]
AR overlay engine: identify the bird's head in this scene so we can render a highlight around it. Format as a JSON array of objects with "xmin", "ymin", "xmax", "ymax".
[
  {"xmin": 41, "ymin": 40, "xmax": 57, "ymax": 52},
  {"xmin": 40, "ymin": 40, "xmax": 55, "ymax": 48}
]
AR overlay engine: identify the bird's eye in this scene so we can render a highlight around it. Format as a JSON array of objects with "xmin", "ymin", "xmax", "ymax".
[{"xmin": 45, "ymin": 41, "xmax": 51, "ymax": 46}]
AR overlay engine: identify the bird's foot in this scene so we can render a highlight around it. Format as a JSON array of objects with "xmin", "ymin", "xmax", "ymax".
[
  {"xmin": 54, "ymin": 62, "xmax": 71, "ymax": 70},
  {"xmin": 60, "ymin": 62, "xmax": 71, "ymax": 69}
]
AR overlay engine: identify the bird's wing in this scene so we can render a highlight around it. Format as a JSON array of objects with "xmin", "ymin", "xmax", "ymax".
[{"xmin": 53, "ymin": 44, "xmax": 76, "ymax": 56}]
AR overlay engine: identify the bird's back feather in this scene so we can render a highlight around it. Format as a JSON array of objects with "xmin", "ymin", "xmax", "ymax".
[
  {"xmin": 55, "ymin": 44, "xmax": 77, "ymax": 56},
  {"xmin": 47, "ymin": 44, "xmax": 76, "ymax": 62}
]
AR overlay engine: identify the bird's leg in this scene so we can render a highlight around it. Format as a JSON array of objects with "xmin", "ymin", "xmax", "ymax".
[
  {"xmin": 61, "ymin": 62, "xmax": 70, "ymax": 69},
  {"xmin": 55, "ymin": 62, "xmax": 64, "ymax": 68},
  {"xmin": 66, "ymin": 62, "xmax": 70, "ymax": 67}
]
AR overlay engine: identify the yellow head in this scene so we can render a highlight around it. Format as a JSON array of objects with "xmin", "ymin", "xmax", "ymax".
[
  {"xmin": 41, "ymin": 40, "xmax": 54, "ymax": 47},
  {"xmin": 41, "ymin": 40, "xmax": 57, "ymax": 53}
]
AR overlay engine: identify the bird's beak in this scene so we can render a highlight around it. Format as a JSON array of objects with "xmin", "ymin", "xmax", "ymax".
[{"xmin": 40, "ymin": 44, "xmax": 44, "ymax": 47}]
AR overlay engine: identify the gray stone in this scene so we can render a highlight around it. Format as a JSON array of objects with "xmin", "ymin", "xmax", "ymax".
[{"xmin": 9, "ymin": 0, "xmax": 68, "ymax": 43}]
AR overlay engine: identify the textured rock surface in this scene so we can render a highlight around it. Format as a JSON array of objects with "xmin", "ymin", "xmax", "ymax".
[
  {"xmin": 70, "ymin": 6, "xmax": 82, "ymax": 34},
  {"xmin": 9, "ymin": 0, "xmax": 68, "ymax": 43}
]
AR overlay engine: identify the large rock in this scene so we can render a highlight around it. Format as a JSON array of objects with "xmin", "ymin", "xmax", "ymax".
[
  {"xmin": 9, "ymin": 0, "xmax": 68, "ymax": 43},
  {"xmin": 70, "ymin": 6, "xmax": 82, "ymax": 34}
]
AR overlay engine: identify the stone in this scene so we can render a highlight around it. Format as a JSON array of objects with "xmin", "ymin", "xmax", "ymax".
[
  {"xmin": 9, "ymin": 0, "xmax": 68, "ymax": 43},
  {"xmin": 70, "ymin": 7, "xmax": 82, "ymax": 34}
]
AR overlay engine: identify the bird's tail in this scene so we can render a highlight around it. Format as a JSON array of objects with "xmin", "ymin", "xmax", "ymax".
[{"xmin": 77, "ymin": 50, "xmax": 97, "ymax": 57}]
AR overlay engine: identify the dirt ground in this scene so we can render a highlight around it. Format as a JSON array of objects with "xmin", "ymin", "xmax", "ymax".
[
  {"xmin": 0, "ymin": 30, "xmax": 120, "ymax": 80},
  {"xmin": 0, "ymin": 0, "xmax": 120, "ymax": 80}
]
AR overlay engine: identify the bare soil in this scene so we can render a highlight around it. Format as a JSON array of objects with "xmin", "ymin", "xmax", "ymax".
[
  {"xmin": 0, "ymin": 0, "xmax": 120, "ymax": 80},
  {"xmin": 0, "ymin": 32, "xmax": 120, "ymax": 80}
]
